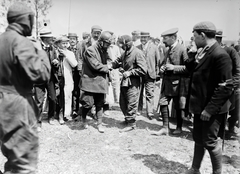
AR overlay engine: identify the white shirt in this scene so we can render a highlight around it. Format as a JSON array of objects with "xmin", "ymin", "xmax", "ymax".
[{"xmin": 108, "ymin": 44, "xmax": 121, "ymax": 61}]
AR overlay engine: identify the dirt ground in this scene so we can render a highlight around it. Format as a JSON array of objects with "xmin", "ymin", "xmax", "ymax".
[{"xmin": 0, "ymin": 87, "xmax": 239, "ymax": 174}]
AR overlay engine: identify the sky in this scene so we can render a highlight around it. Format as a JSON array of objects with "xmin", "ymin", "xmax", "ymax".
[{"xmin": 48, "ymin": 0, "xmax": 240, "ymax": 42}]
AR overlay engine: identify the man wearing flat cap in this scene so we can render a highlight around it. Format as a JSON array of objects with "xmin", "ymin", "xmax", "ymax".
[
  {"xmin": 132, "ymin": 30, "xmax": 141, "ymax": 46},
  {"xmin": 137, "ymin": 31, "xmax": 160, "ymax": 120},
  {"xmin": 150, "ymin": 28, "xmax": 190, "ymax": 136},
  {"xmin": 215, "ymin": 30, "xmax": 240, "ymax": 137},
  {"xmin": 82, "ymin": 32, "xmax": 90, "ymax": 41},
  {"xmin": 110, "ymin": 35, "xmax": 147, "ymax": 132},
  {"xmin": 55, "ymin": 36, "xmax": 78, "ymax": 124},
  {"xmin": 0, "ymin": 2, "xmax": 51, "ymax": 173},
  {"xmin": 185, "ymin": 21, "xmax": 233, "ymax": 174},
  {"xmin": 34, "ymin": 28, "xmax": 60, "ymax": 129}
]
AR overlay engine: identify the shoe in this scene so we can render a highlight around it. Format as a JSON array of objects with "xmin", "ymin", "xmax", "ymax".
[
  {"xmin": 147, "ymin": 114, "xmax": 154, "ymax": 120},
  {"xmin": 185, "ymin": 168, "xmax": 201, "ymax": 174},
  {"xmin": 229, "ymin": 126, "xmax": 240, "ymax": 136},
  {"xmin": 74, "ymin": 115, "xmax": 82, "ymax": 122},
  {"xmin": 103, "ymin": 110, "xmax": 110, "ymax": 116},
  {"xmin": 82, "ymin": 122, "xmax": 88, "ymax": 129},
  {"xmin": 72, "ymin": 111, "xmax": 78, "ymax": 119},
  {"xmin": 97, "ymin": 124, "xmax": 105, "ymax": 133},
  {"xmin": 148, "ymin": 127, "xmax": 169, "ymax": 136},
  {"xmin": 173, "ymin": 128, "xmax": 182, "ymax": 135},
  {"xmin": 48, "ymin": 118, "xmax": 55, "ymax": 125},
  {"xmin": 119, "ymin": 122, "xmax": 136, "ymax": 133}
]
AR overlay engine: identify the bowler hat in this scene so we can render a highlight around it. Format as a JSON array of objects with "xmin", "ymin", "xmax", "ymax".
[
  {"xmin": 91, "ymin": 25, "xmax": 102, "ymax": 32},
  {"xmin": 215, "ymin": 29, "xmax": 225, "ymax": 37},
  {"xmin": 161, "ymin": 28, "xmax": 178, "ymax": 37},
  {"xmin": 68, "ymin": 33, "xmax": 78, "ymax": 38},
  {"xmin": 131, "ymin": 30, "xmax": 140, "ymax": 35},
  {"xmin": 140, "ymin": 32, "xmax": 150, "ymax": 37},
  {"xmin": 39, "ymin": 28, "xmax": 53, "ymax": 38},
  {"xmin": 193, "ymin": 21, "xmax": 216, "ymax": 33}
]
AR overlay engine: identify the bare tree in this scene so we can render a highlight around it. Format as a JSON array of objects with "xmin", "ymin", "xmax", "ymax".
[{"xmin": 0, "ymin": 0, "xmax": 52, "ymax": 36}]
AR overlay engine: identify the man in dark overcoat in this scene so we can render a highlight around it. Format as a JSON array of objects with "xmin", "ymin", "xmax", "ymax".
[
  {"xmin": 0, "ymin": 2, "xmax": 50, "ymax": 173},
  {"xmin": 185, "ymin": 21, "xmax": 233, "ymax": 174},
  {"xmin": 80, "ymin": 31, "xmax": 112, "ymax": 133}
]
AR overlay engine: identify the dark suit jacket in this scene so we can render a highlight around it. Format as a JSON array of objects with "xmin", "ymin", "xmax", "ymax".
[
  {"xmin": 186, "ymin": 42, "xmax": 233, "ymax": 115},
  {"xmin": 136, "ymin": 42, "xmax": 160, "ymax": 79},
  {"xmin": 161, "ymin": 42, "xmax": 189, "ymax": 96},
  {"xmin": 80, "ymin": 42, "xmax": 109, "ymax": 94}
]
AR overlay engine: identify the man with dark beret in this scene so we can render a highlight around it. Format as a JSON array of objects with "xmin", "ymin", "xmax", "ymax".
[
  {"xmin": 185, "ymin": 21, "xmax": 233, "ymax": 174},
  {"xmin": 110, "ymin": 35, "xmax": 147, "ymax": 132},
  {"xmin": 0, "ymin": 2, "xmax": 51, "ymax": 173}
]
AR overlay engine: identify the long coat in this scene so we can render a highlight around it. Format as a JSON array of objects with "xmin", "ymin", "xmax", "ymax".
[
  {"xmin": 136, "ymin": 42, "xmax": 160, "ymax": 79},
  {"xmin": 80, "ymin": 42, "xmax": 110, "ymax": 94},
  {"xmin": 160, "ymin": 42, "xmax": 189, "ymax": 97},
  {"xmin": 186, "ymin": 42, "xmax": 233, "ymax": 115}
]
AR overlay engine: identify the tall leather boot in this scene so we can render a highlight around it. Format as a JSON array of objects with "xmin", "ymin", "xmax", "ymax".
[
  {"xmin": 82, "ymin": 107, "xmax": 91, "ymax": 129},
  {"xmin": 186, "ymin": 143, "xmax": 205, "ymax": 174},
  {"xmin": 149, "ymin": 105, "xmax": 169, "ymax": 136},
  {"xmin": 208, "ymin": 143, "xmax": 222, "ymax": 174},
  {"xmin": 96, "ymin": 107, "xmax": 104, "ymax": 133}
]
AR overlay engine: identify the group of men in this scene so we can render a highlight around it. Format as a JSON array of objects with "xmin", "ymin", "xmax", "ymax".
[{"xmin": 0, "ymin": 2, "xmax": 239, "ymax": 174}]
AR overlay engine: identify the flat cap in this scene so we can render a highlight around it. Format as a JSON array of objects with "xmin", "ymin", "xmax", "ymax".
[
  {"xmin": 161, "ymin": 28, "xmax": 178, "ymax": 37},
  {"xmin": 193, "ymin": 21, "xmax": 216, "ymax": 33},
  {"xmin": 82, "ymin": 32, "xmax": 90, "ymax": 39},
  {"xmin": 118, "ymin": 35, "xmax": 132, "ymax": 44},
  {"xmin": 140, "ymin": 32, "xmax": 150, "ymax": 37},
  {"xmin": 131, "ymin": 30, "xmax": 140, "ymax": 35},
  {"xmin": 91, "ymin": 25, "xmax": 102, "ymax": 32},
  {"xmin": 55, "ymin": 36, "xmax": 69, "ymax": 43},
  {"xmin": 68, "ymin": 33, "xmax": 78, "ymax": 38},
  {"xmin": 215, "ymin": 29, "xmax": 225, "ymax": 37}
]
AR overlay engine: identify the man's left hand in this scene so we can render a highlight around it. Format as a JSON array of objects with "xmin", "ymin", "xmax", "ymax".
[
  {"xmin": 200, "ymin": 110, "xmax": 211, "ymax": 121},
  {"xmin": 123, "ymin": 71, "xmax": 131, "ymax": 79}
]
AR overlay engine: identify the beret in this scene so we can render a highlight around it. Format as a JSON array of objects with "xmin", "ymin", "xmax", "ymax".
[
  {"xmin": 193, "ymin": 21, "xmax": 216, "ymax": 33},
  {"xmin": 118, "ymin": 35, "xmax": 132, "ymax": 44},
  {"xmin": 131, "ymin": 30, "xmax": 140, "ymax": 35},
  {"xmin": 215, "ymin": 29, "xmax": 225, "ymax": 37},
  {"xmin": 91, "ymin": 25, "xmax": 102, "ymax": 32},
  {"xmin": 68, "ymin": 33, "xmax": 78, "ymax": 38},
  {"xmin": 161, "ymin": 28, "xmax": 178, "ymax": 37},
  {"xmin": 140, "ymin": 32, "xmax": 150, "ymax": 37}
]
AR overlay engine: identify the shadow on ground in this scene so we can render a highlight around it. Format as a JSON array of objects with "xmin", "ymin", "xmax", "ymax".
[
  {"xmin": 222, "ymin": 155, "xmax": 240, "ymax": 169},
  {"xmin": 132, "ymin": 154, "xmax": 188, "ymax": 174}
]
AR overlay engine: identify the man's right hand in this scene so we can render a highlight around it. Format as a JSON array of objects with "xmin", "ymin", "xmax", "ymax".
[{"xmin": 159, "ymin": 65, "xmax": 166, "ymax": 73}]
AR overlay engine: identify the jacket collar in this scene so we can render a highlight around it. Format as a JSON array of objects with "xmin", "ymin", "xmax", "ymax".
[
  {"xmin": 6, "ymin": 23, "xmax": 25, "ymax": 36},
  {"xmin": 195, "ymin": 42, "xmax": 218, "ymax": 70}
]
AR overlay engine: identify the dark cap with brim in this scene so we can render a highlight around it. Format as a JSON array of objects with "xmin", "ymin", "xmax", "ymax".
[
  {"xmin": 140, "ymin": 32, "xmax": 150, "ymax": 37},
  {"xmin": 68, "ymin": 33, "xmax": 78, "ymax": 38},
  {"xmin": 193, "ymin": 21, "xmax": 216, "ymax": 33}
]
